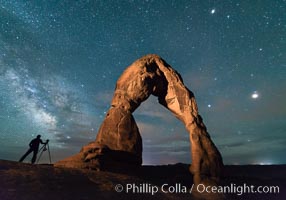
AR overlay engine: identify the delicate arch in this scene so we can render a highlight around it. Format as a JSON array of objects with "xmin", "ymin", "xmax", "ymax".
[{"xmin": 55, "ymin": 54, "xmax": 223, "ymax": 186}]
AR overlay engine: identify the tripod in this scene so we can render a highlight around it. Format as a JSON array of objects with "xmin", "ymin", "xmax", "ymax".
[{"xmin": 37, "ymin": 140, "xmax": 52, "ymax": 164}]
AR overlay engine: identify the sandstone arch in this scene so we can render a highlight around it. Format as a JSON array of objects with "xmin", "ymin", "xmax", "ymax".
[{"xmin": 55, "ymin": 54, "xmax": 223, "ymax": 185}]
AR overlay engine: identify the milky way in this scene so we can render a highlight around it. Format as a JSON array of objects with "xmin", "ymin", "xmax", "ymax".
[{"xmin": 0, "ymin": 0, "xmax": 285, "ymax": 165}]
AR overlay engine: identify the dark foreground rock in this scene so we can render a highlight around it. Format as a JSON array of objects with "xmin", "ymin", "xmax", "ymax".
[{"xmin": 1, "ymin": 160, "xmax": 286, "ymax": 200}]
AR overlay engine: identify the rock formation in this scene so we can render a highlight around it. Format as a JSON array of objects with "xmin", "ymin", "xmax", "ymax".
[{"xmin": 55, "ymin": 54, "xmax": 223, "ymax": 185}]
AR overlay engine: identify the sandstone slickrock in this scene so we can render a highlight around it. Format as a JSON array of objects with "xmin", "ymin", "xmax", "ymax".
[{"xmin": 55, "ymin": 54, "xmax": 224, "ymax": 185}]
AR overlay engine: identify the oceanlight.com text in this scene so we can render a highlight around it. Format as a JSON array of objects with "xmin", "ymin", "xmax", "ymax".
[
  {"xmin": 196, "ymin": 183, "xmax": 279, "ymax": 196},
  {"xmin": 114, "ymin": 183, "xmax": 280, "ymax": 196}
]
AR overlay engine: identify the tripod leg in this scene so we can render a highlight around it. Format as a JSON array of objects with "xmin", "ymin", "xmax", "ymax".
[
  {"xmin": 47, "ymin": 144, "xmax": 52, "ymax": 164},
  {"xmin": 37, "ymin": 146, "xmax": 45, "ymax": 164}
]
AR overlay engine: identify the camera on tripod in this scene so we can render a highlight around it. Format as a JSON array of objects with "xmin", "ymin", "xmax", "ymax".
[
  {"xmin": 37, "ymin": 139, "xmax": 52, "ymax": 164},
  {"xmin": 43, "ymin": 140, "xmax": 49, "ymax": 151}
]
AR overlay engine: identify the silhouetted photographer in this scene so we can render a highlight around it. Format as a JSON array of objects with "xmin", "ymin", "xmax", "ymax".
[{"xmin": 19, "ymin": 135, "xmax": 49, "ymax": 164}]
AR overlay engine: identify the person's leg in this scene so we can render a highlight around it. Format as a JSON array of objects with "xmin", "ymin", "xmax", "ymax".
[
  {"xmin": 31, "ymin": 150, "xmax": 38, "ymax": 164},
  {"xmin": 19, "ymin": 148, "xmax": 33, "ymax": 162}
]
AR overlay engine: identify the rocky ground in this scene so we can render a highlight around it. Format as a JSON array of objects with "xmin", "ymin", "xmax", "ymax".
[{"xmin": 0, "ymin": 159, "xmax": 285, "ymax": 200}]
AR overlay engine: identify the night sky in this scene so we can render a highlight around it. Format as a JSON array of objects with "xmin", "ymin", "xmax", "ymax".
[{"xmin": 0, "ymin": 0, "xmax": 285, "ymax": 165}]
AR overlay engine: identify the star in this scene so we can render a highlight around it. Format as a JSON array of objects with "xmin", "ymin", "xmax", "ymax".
[
  {"xmin": 211, "ymin": 8, "xmax": 216, "ymax": 14},
  {"xmin": 251, "ymin": 91, "xmax": 259, "ymax": 99}
]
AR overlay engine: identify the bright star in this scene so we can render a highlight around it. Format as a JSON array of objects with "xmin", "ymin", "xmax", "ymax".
[
  {"xmin": 251, "ymin": 91, "xmax": 259, "ymax": 99},
  {"xmin": 211, "ymin": 9, "xmax": 216, "ymax": 14}
]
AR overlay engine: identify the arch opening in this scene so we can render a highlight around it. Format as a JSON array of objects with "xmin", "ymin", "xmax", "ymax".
[{"xmin": 134, "ymin": 95, "xmax": 191, "ymax": 165}]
